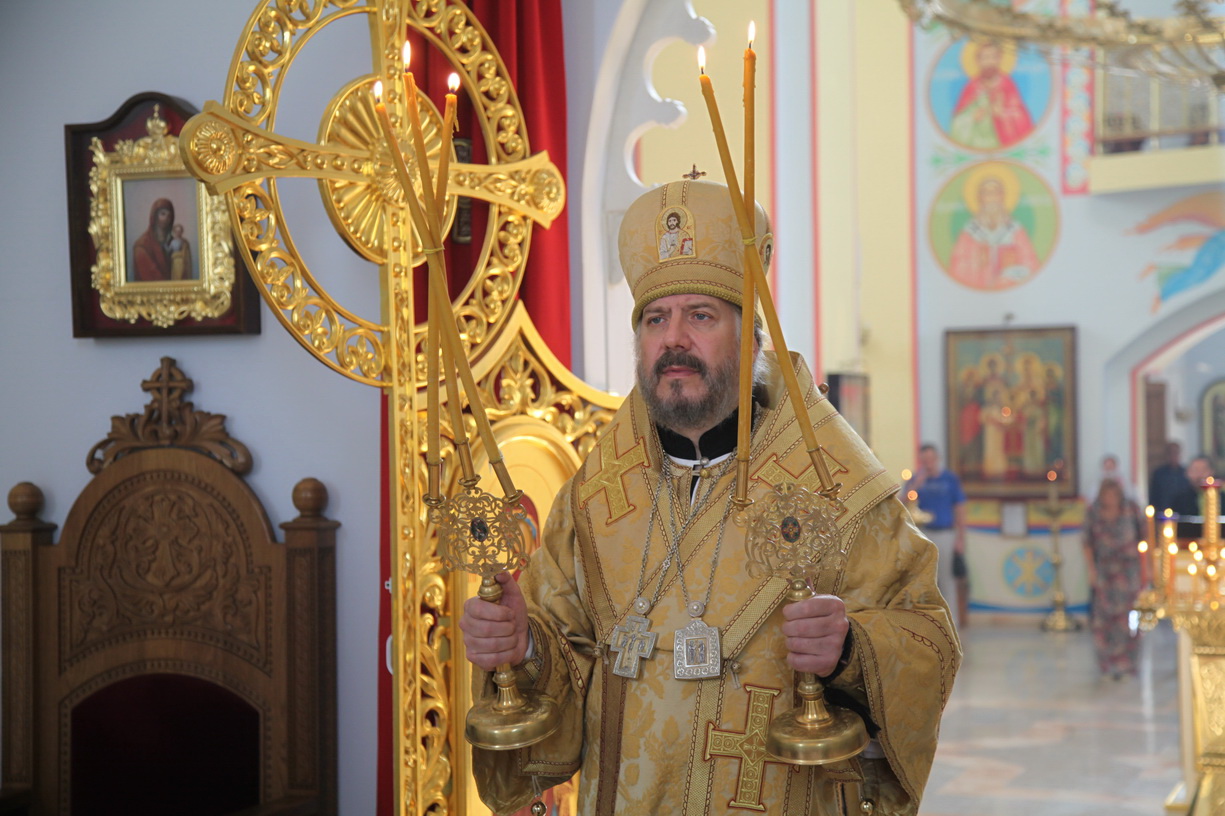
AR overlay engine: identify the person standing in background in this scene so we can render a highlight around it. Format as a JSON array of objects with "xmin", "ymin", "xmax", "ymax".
[
  {"xmin": 1148, "ymin": 441, "xmax": 1189, "ymax": 512},
  {"xmin": 907, "ymin": 443, "xmax": 969, "ymax": 625},
  {"xmin": 1082, "ymin": 478, "xmax": 1144, "ymax": 680}
]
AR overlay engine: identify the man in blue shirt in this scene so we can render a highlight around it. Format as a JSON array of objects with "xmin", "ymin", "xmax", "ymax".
[{"xmin": 907, "ymin": 443, "xmax": 967, "ymax": 624}]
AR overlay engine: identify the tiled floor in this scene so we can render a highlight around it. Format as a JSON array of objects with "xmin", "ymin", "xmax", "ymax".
[{"xmin": 921, "ymin": 619, "xmax": 1183, "ymax": 816}]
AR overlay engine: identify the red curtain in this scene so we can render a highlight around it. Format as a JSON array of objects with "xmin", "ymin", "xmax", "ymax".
[
  {"xmin": 402, "ymin": 0, "xmax": 572, "ymax": 366},
  {"xmin": 471, "ymin": 0, "xmax": 573, "ymax": 367},
  {"xmin": 379, "ymin": 3, "xmax": 571, "ymax": 813}
]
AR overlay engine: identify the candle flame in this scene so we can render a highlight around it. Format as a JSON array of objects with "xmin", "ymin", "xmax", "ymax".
[
  {"xmin": 748, "ymin": 21, "xmax": 756, "ymax": 48},
  {"xmin": 906, "ymin": 490, "xmax": 918, "ymax": 502},
  {"xmin": 1168, "ymin": 541, "xmax": 1179, "ymax": 555},
  {"xmin": 448, "ymin": 72, "xmax": 460, "ymax": 92},
  {"xmin": 901, "ymin": 468, "xmax": 912, "ymax": 481},
  {"xmin": 1208, "ymin": 476, "xmax": 1217, "ymax": 486},
  {"xmin": 1190, "ymin": 541, "xmax": 1200, "ymax": 552},
  {"xmin": 1190, "ymin": 564, "xmax": 1198, "ymax": 576},
  {"xmin": 373, "ymin": 80, "xmax": 384, "ymax": 101},
  {"xmin": 1001, "ymin": 406, "xmax": 1012, "ymax": 418},
  {"xmin": 1138, "ymin": 541, "xmax": 1149, "ymax": 553},
  {"xmin": 1046, "ymin": 470, "xmax": 1057, "ymax": 482},
  {"xmin": 698, "ymin": 46, "xmax": 706, "ymax": 74},
  {"xmin": 1146, "ymin": 505, "xmax": 1155, "ymax": 518},
  {"xmin": 403, "ymin": 41, "xmax": 411, "ymax": 67},
  {"xmin": 1164, "ymin": 524, "xmax": 1175, "ymax": 539},
  {"xmin": 1164, "ymin": 508, "xmax": 1174, "ymax": 518},
  {"xmin": 1209, "ymin": 564, "xmax": 1218, "ymax": 577},
  {"xmin": 1194, "ymin": 550, "xmax": 1204, "ymax": 562}
]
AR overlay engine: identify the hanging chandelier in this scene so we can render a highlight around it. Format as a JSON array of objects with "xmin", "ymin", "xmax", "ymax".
[{"xmin": 898, "ymin": 0, "xmax": 1225, "ymax": 90}]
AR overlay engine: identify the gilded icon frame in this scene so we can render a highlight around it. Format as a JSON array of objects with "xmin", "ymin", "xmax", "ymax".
[
  {"xmin": 945, "ymin": 326, "xmax": 1078, "ymax": 499},
  {"xmin": 1201, "ymin": 378, "xmax": 1225, "ymax": 475},
  {"xmin": 66, "ymin": 93, "xmax": 259, "ymax": 336}
]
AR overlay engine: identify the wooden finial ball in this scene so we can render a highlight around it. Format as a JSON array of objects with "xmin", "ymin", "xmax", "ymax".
[
  {"xmin": 292, "ymin": 478, "xmax": 328, "ymax": 516},
  {"xmin": 8, "ymin": 482, "xmax": 44, "ymax": 519}
]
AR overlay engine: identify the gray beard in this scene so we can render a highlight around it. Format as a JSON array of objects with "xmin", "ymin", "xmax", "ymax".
[{"xmin": 636, "ymin": 348, "xmax": 740, "ymax": 434}]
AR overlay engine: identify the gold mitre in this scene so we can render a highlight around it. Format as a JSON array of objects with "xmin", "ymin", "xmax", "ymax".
[{"xmin": 619, "ymin": 179, "xmax": 773, "ymax": 328}]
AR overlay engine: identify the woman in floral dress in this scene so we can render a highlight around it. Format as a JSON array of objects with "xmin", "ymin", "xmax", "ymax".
[{"xmin": 1082, "ymin": 478, "xmax": 1144, "ymax": 679}]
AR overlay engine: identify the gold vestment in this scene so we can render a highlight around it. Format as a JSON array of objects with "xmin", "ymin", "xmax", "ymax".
[{"xmin": 473, "ymin": 353, "xmax": 961, "ymax": 815}]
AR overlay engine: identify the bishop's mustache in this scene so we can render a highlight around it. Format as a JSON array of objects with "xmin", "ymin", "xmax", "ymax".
[{"xmin": 653, "ymin": 350, "xmax": 708, "ymax": 378}]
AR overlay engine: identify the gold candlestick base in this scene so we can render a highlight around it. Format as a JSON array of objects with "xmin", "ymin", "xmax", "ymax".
[
  {"xmin": 1041, "ymin": 605, "xmax": 1083, "ymax": 632},
  {"xmin": 1133, "ymin": 587, "xmax": 1162, "ymax": 632},
  {"xmin": 765, "ymin": 676, "xmax": 869, "ymax": 765},
  {"xmin": 438, "ymin": 489, "xmax": 562, "ymax": 750},
  {"xmin": 465, "ymin": 666, "xmax": 561, "ymax": 750}
]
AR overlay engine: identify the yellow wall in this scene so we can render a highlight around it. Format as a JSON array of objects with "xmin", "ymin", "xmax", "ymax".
[
  {"xmin": 854, "ymin": 0, "xmax": 918, "ymax": 473},
  {"xmin": 639, "ymin": 1, "xmax": 772, "ymax": 214}
]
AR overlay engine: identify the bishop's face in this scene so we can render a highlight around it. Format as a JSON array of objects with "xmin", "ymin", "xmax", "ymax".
[{"xmin": 635, "ymin": 293, "xmax": 742, "ymax": 436}]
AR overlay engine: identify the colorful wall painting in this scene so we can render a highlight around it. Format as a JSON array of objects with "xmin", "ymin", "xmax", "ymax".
[
  {"xmin": 928, "ymin": 38, "xmax": 1053, "ymax": 152},
  {"xmin": 930, "ymin": 161, "xmax": 1059, "ymax": 291},
  {"xmin": 1133, "ymin": 191, "xmax": 1225, "ymax": 311},
  {"xmin": 1060, "ymin": 0, "xmax": 1094, "ymax": 194},
  {"xmin": 1202, "ymin": 378, "xmax": 1225, "ymax": 477},
  {"xmin": 945, "ymin": 326, "xmax": 1078, "ymax": 499}
]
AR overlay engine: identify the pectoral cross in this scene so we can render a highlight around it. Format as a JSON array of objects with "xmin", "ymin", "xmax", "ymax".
[
  {"xmin": 683, "ymin": 164, "xmax": 707, "ymax": 180},
  {"xmin": 608, "ymin": 614, "xmax": 657, "ymax": 679},
  {"xmin": 704, "ymin": 685, "xmax": 784, "ymax": 811}
]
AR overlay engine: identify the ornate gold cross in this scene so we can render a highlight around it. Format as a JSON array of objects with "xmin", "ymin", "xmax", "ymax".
[
  {"xmin": 703, "ymin": 684, "xmax": 785, "ymax": 811},
  {"xmin": 577, "ymin": 430, "xmax": 648, "ymax": 523}
]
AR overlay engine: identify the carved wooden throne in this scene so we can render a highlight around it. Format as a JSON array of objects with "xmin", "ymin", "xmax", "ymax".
[{"xmin": 0, "ymin": 358, "xmax": 338, "ymax": 815}]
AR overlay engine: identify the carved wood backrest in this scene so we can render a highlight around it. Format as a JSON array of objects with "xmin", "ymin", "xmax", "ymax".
[{"xmin": 1, "ymin": 357, "xmax": 338, "ymax": 815}]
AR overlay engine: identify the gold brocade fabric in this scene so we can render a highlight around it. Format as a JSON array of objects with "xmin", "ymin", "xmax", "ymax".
[{"xmin": 472, "ymin": 353, "xmax": 962, "ymax": 815}]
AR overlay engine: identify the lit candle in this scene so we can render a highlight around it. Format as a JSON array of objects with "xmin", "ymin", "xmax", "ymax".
[
  {"xmin": 1204, "ymin": 476, "xmax": 1220, "ymax": 558},
  {"xmin": 736, "ymin": 23, "xmax": 758, "ymax": 504},
  {"xmin": 1144, "ymin": 505, "xmax": 1159, "ymax": 594},
  {"xmin": 402, "ymin": 42, "xmax": 444, "ymax": 239},
  {"xmin": 434, "ymin": 72, "xmax": 460, "ymax": 220},
  {"xmin": 372, "ymin": 80, "xmax": 419, "ymax": 221},
  {"xmin": 697, "ymin": 46, "xmax": 835, "ymax": 495},
  {"xmin": 1166, "ymin": 538, "xmax": 1178, "ymax": 600},
  {"xmin": 1046, "ymin": 469, "xmax": 1058, "ymax": 509},
  {"xmin": 743, "ymin": 21, "xmax": 756, "ymax": 211},
  {"xmin": 374, "ymin": 78, "xmax": 447, "ymax": 498},
  {"xmin": 1138, "ymin": 540, "xmax": 1150, "ymax": 588}
]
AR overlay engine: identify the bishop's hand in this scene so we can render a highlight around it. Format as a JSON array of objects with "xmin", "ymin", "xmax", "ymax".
[
  {"xmin": 780, "ymin": 594, "xmax": 850, "ymax": 678},
  {"xmin": 459, "ymin": 571, "xmax": 529, "ymax": 671}
]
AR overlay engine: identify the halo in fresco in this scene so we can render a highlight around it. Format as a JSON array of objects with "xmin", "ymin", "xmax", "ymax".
[
  {"xmin": 929, "ymin": 38, "xmax": 1052, "ymax": 152},
  {"xmin": 930, "ymin": 161, "xmax": 1059, "ymax": 291}
]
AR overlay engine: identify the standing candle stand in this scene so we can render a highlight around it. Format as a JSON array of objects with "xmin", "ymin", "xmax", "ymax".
[{"xmin": 1040, "ymin": 469, "xmax": 1082, "ymax": 633}]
